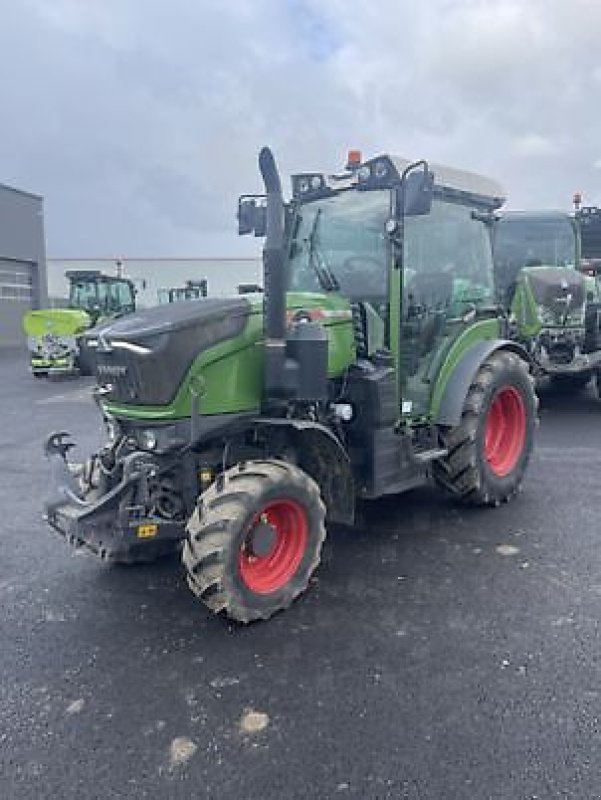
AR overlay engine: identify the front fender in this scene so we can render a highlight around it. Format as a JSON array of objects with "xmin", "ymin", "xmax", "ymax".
[
  {"xmin": 434, "ymin": 340, "xmax": 531, "ymax": 427},
  {"xmin": 254, "ymin": 418, "xmax": 355, "ymax": 525}
]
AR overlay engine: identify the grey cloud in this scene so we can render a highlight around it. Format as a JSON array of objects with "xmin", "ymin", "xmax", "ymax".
[{"xmin": 2, "ymin": 0, "xmax": 601, "ymax": 256}]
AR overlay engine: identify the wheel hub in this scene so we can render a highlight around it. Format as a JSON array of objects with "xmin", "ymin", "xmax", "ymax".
[
  {"xmin": 239, "ymin": 499, "xmax": 308, "ymax": 594},
  {"xmin": 248, "ymin": 518, "xmax": 277, "ymax": 558}
]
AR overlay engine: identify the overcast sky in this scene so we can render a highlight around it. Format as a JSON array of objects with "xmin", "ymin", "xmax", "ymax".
[{"xmin": 2, "ymin": 0, "xmax": 601, "ymax": 257}]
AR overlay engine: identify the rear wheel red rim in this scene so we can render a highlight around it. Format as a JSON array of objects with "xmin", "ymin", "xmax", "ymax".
[
  {"xmin": 239, "ymin": 499, "xmax": 308, "ymax": 594},
  {"xmin": 484, "ymin": 386, "xmax": 527, "ymax": 477}
]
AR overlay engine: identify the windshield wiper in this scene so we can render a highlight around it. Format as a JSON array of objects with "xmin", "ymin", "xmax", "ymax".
[{"xmin": 306, "ymin": 208, "xmax": 339, "ymax": 292}]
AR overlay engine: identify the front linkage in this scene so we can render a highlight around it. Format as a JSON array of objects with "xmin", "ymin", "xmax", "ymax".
[
  {"xmin": 43, "ymin": 416, "xmax": 336, "ymax": 624},
  {"xmin": 44, "ymin": 430, "xmax": 187, "ymax": 563}
]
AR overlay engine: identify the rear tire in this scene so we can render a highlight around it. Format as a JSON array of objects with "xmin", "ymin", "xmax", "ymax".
[
  {"xmin": 183, "ymin": 460, "xmax": 326, "ymax": 623},
  {"xmin": 433, "ymin": 350, "xmax": 537, "ymax": 506}
]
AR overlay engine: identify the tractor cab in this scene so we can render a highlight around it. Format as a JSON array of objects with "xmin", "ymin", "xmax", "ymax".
[
  {"xmin": 494, "ymin": 211, "xmax": 578, "ymax": 308},
  {"xmin": 241, "ymin": 151, "xmax": 505, "ymax": 419},
  {"xmin": 578, "ymin": 205, "xmax": 601, "ymax": 263},
  {"xmin": 67, "ymin": 271, "xmax": 136, "ymax": 323},
  {"xmin": 576, "ymin": 205, "xmax": 601, "ymax": 298},
  {"xmin": 157, "ymin": 279, "xmax": 208, "ymax": 305}
]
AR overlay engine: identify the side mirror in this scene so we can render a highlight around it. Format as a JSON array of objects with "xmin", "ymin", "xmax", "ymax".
[
  {"xmin": 398, "ymin": 163, "xmax": 434, "ymax": 217},
  {"xmin": 237, "ymin": 195, "xmax": 267, "ymax": 237}
]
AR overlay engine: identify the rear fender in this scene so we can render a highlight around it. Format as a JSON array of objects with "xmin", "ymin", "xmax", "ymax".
[{"xmin": 435, "ymin": 340, "xmax": 531, "ymax": 427}]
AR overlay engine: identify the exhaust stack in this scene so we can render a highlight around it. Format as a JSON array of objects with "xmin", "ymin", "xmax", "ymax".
[
  {"xmin": 258, "ymin": 146, "xmax": 329, "ymax": 404},
  {"xmin": 259, "ymin": 147, "xmax": 287, "ymax": 395}
]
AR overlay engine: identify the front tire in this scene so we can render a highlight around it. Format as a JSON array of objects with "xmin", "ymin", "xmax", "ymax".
[
  {"xmin": 183, "ymin": 460, "xmax": 326, "ymax": 623},
  {"xmin": 433, "ymin": 350, "xmax": 537, "ymax": 506}
]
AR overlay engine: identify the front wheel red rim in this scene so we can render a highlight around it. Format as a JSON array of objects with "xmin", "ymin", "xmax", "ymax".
[
  {"xmin": 239, "ymin": 499, "xmax": 308, "ymax": 594},
  {"xmin": 484, "ymin": 386, "xmax": 527, "ymax": 477}
]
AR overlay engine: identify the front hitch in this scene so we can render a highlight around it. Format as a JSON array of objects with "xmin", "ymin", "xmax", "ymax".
[
  {"xmin": 44, "ymin": 431, "xmax": 86, "ymax": 505},
  {"xmin": 45, "ymin": 431, "xmax": 76, "ymax": 459},
  {"xmin": 42, "ymin": 431, "xmax": 186, "ymax": 561}
]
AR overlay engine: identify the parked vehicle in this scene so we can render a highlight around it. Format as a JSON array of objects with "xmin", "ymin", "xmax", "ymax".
[
  {"xmin": 494, "ymin": 208, "xmax": 601, "ymax": 391},
  {"xmin": 23, "ymin": 270, "xmax": 135, "ymax": 376},
  {"xmin": 157, "ymin": 279, "xmax": 208, "ymax": 304},
  {"xmin": 44, "ymin": 148, "xmax": 537, "ymax": 623}
]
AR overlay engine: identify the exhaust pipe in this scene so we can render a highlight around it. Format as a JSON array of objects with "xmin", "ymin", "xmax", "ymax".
[{"xmin": 259, "ymin": 147, "xmax": 287, "ymax": 395}]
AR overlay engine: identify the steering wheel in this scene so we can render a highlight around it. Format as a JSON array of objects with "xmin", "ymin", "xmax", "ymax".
[{"xmin": 339, "ymin": 255, "xmax": 385, "ymax": 296}]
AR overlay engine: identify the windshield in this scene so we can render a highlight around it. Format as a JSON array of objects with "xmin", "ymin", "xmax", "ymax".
[
  {"xmin": 70, "ymin": 279, "xmax": 134, "ymax": 314},
  {"xmin": 111, "ymin": 280, "xmax": 135, "ymax": 309},
  {"xmin": 288, "ymin": 190, "xmax": 390, "ymax": 301},
  {"xmin": 494, "ymin": 217, "xmax": 576, "ymax": 300}
]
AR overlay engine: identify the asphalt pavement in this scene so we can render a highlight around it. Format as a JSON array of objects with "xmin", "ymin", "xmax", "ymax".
[{"xmin": 1, "ymin": 350, "xmax": 601, "ymax": 800}]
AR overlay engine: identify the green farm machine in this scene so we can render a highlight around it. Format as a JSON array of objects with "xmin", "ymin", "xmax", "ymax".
[
  {"xmin": 494, "ymin": 206, "xmax": 601, "ymax": 391},
  {"xmin": 44, "ymin": 148, "xmax": 537, "ymax": 623},
  {"xmin": 157, "ymin": 279, "xmax": 208, "ymax": 305},
  {"xmin": 23, "ymin": 270, "xmax": 136, "ymax": 376}
]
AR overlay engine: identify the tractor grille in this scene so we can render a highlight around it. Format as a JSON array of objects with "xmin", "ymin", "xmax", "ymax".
[{"xmin": 95, "ymin": 355, "xmax": 143, "ymax": 403}]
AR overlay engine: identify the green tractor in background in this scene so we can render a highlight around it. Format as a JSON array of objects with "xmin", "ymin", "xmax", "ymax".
[
  {"xmin": 494, "ymin": 207, "xmax": 601, "ymax": 392},
  {"xmin": 23, "ymin": 270, "xmax": 136, "ymax": 377},
  {"xmin": 157, "ymin": 279, "xmax": 208, "ymax": 304},
  {"xmin": 44, "ymin": 147, "xmax": 537, "ymax": 623}
]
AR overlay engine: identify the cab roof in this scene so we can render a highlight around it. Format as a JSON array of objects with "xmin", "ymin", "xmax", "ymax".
[
  {"xmin": 499, "ymin": 210, "xmax": 573, "ymax": 223},
  {"xmin": 292, "ymin": 153, "xmax": 506, "ymax": 209},
  {"xmin": 387, "ymin": 155, "xmax": 505, "ymax": 208}
]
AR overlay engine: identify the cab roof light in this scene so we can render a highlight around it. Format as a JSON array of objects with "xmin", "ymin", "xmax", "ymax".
[
  {"xmin": 346, "ymin": 149, "xmax": 362, "ymax": 170},
  {"xmin": 291, "ymin": 173, "xmax": 330, "ymax": 200}
]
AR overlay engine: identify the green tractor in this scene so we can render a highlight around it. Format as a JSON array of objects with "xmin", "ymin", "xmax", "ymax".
[
  {"xmin": 494, "ymin": 209, "xmax": 601, "ymax": 391},
  {"xmin": 23, "ymin": 270, "xmax": 136, "ymax": 377},
  {"xmin": 157, "ymin": 279, "xmax": 208, "ymax": 304},
  {"xmin": 44, "ymin": 147, "xmax": 537, "ymax": 623}
]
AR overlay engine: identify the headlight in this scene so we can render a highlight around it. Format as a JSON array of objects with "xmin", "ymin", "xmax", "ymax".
[{"xmin": 139, "ymin": 430, "xmax": 158, "ymax": 451}]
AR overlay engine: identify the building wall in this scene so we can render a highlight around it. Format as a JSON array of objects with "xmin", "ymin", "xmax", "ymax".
[
  {"xmin": 0, "ymin": 184, "xmax": 47, "ymax": 348},
  {"xmin": 47, "ymin": 257, "xmax": 262, "ymax": 307}
]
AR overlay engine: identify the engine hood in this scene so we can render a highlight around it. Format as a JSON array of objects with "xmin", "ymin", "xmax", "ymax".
[
  {"xmin": 89, "ymin": 297, "xmax": 252, "ymax": 406},
  {"xmin": 522, "ymin": 266, "xmax": 585, "ymax": 310},
  {"xmin": 87, "ymin": 297, "xmax": 251, "ymax": 342}
]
